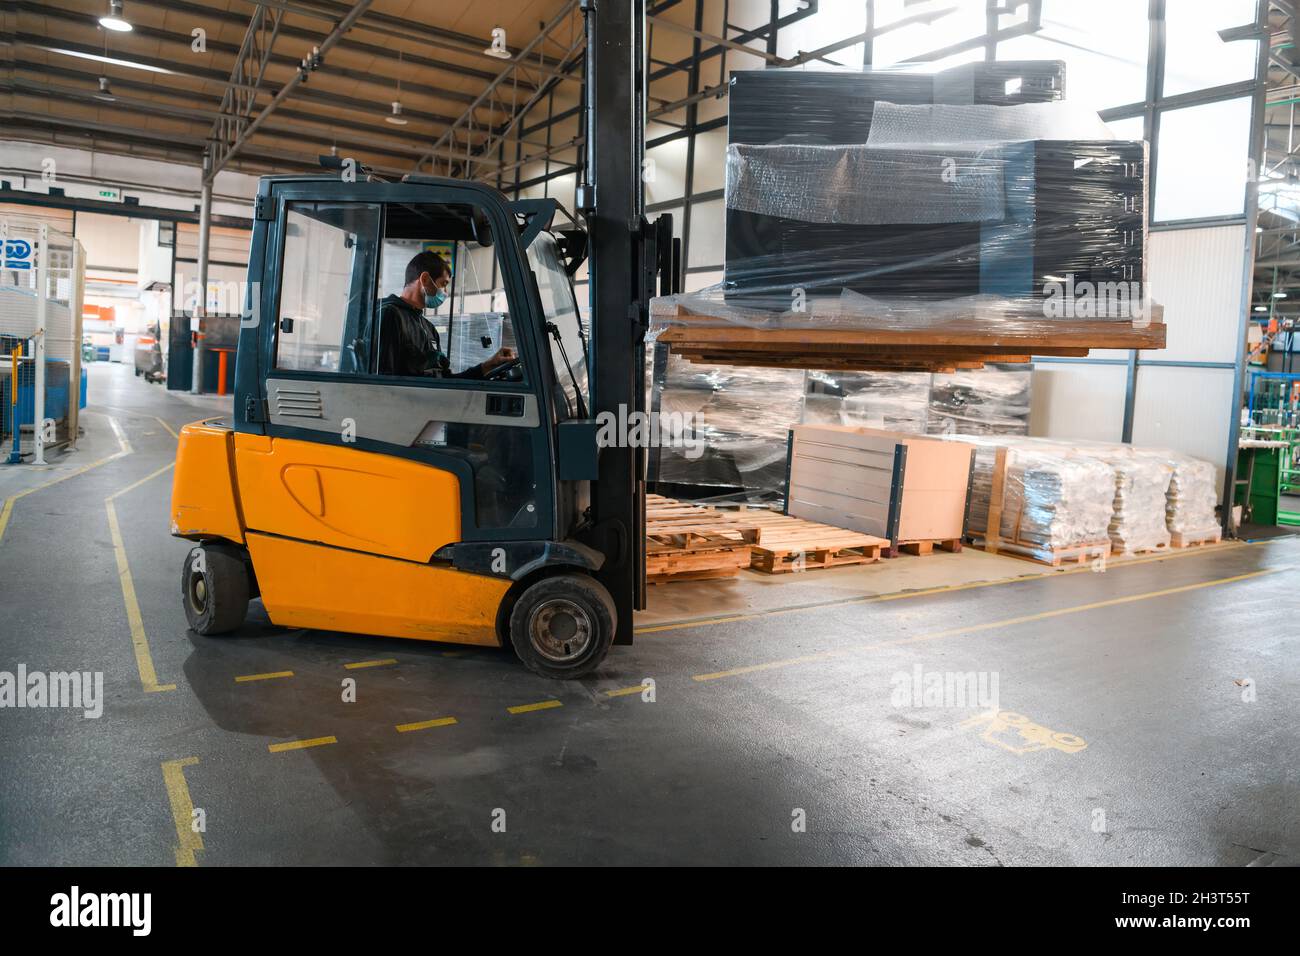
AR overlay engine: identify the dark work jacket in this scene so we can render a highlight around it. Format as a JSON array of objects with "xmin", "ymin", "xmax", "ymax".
[{"xmin": 377, "ymin": 294, "xmax": 485, "ymax": 379}]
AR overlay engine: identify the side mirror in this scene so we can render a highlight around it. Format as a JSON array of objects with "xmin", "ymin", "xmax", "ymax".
[{"xmin": 471, "ymin": 207, "xmax": 494, "ymax": 247}]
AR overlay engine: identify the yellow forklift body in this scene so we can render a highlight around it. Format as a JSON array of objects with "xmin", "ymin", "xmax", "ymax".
[
  {"xmin": 171, "ymin": 419, "xmax": 508, "ymax": 646},
  {"xmin": 170, "ymin": 420, "xmax": 245, "ymax": 543},
  {"xmin": 231, "ymin": 431, "xmax": 460, "ymax": 561},
  {"xmin": 245, "ymin": 532, "xmax": 507, "ymax": 645}
]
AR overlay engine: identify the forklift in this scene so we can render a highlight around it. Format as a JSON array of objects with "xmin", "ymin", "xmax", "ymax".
[{"xmin": 169, "ymin": 2, "xmax": 676, "ymax": 678}]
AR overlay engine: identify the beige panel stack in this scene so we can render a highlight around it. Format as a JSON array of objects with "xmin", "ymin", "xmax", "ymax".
[{"xmin": 787, "ymin": 424, "xmax": 975, "ymax": 556}]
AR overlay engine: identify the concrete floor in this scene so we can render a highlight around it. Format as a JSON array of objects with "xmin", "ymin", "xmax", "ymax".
[{"xmin": 0, "ymin": 361, "xmax": 1297, "ymax": 866}]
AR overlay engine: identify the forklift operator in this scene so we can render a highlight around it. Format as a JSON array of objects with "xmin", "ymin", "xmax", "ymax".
[{"xmin": 378, "ymin": 250, "xmax": 516, "ymax": 378}]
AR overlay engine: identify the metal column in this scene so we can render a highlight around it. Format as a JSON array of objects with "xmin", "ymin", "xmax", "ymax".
[
  {"xmin": 192, "ymin": 160, "xmax": 212, "ymax": 395},
  {"xmin": 33, "ymin": 224, "xmax": 48, "ymax": 465},
  {"xmin": 583, "ymin": 0, "xmax": 648, "ymax": 641}
]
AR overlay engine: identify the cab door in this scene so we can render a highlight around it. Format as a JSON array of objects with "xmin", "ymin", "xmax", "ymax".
[{"xmin": 233, "ymin": 177, "xmax": 556, "ymax": 565}]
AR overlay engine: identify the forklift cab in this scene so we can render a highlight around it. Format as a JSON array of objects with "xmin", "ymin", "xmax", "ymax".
[{"xmin": 170, "ymin": 174, "xmax": 629, "ymax": 678}]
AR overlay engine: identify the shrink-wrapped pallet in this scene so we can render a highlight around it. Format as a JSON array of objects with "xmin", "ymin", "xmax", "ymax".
[
  {"xmin": 958, "ymin": 437, "xmax": 1115, "ymax": 561},
  {"xmin": 1013, "ymin": 439, "xmax": 1174, "ymax": 554}
]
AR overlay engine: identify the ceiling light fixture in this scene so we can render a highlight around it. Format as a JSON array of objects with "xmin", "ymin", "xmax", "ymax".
[
  {"xmin": 47, "ymin": 48, "xmax": 177, "ymax": 75},
  {"xmin": 99, "ymin": 0, "xmax": 133, "ymax": 32},
  {"xmin": 1273, "ymin": 291, "xmax": 1288, "ymax": 299},
  {"xmin": 386, "ymin": 50, "xmax": 409, "ymax": 125},
  {"xmin": 484, "ymin": 26, "xmax": 511, "ymax": 59},
  {"xmin": 94, "ymin": 76, "xmax": 116, "ymax": 102}
]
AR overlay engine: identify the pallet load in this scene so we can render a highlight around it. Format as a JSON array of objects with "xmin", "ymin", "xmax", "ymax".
[
  {"xmin": 785, "ymin": 424, "xmax": 974, "ymax": 556},
  {"xmin": 1086, "ymin": 447, "xmax": 1174, "ymax": 555},
  {"xmin": 1078, "ymin": 443, "xmax": 1222, "ymax": 550},
  {"xmin": 644, "ymin": 495, "xmax": 761, "ymax": 584},
  {"xmin": 1158, "ymin": 452, "xmax": 1223, "ymax": 547},
  {"xmin": 961, "ymin": 438, "xmax": 1115, "ymax": 566},
  {"xmin": 711, "ymin": 506, "xmax": 890, "ymax": 574},
  {"xmin": 648, "ymin": 63, "xmax": 1164, "ymax": 374}
]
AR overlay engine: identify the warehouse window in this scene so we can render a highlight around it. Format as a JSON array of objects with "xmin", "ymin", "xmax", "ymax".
[
  {"xmin": 1153, "ymin": 97, "xmax": 1252, "ymax": 222},
  {"xmin": 1162, "ymin": 0, "xmax": 1259, "ymax": 97},
  {"xmin": 274, "ymin": 201, "xmax": 381, "ymax": 374},
  {"xmin": 995, "ymin": 0, "xmax": 1149, "ymax": 111}
]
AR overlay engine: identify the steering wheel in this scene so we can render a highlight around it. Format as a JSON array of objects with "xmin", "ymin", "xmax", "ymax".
[{"xmin": 485, "ymin": 359, "xmax": 523, "ymax": 382}]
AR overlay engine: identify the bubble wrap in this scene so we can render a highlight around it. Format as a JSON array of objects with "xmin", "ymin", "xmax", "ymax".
[
  {"xmin": 865, "ymin": 101, "xmax": 1114, "ymax": 147},
  {"xmin": 725, "ymin": 143, "xmax": 1005, "ymax": 225}
]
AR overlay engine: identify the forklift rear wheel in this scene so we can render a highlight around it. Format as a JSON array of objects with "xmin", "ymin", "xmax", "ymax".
[
  {"xmin": 508, "ymin": 573, "xmax": 615, "ymax": 679},
  {"xmin": 182, "ymin": 543, "xmax": 250, "ymax": 635}
]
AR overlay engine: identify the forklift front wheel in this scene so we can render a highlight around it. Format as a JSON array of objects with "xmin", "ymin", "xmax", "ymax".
[
  {"xmin": 508, "ymin": 573, "xmax": 615, "ymax": 679},
  {"xmin": 181, "ymin": 543, "xmax": 250, "ymax": 635}
]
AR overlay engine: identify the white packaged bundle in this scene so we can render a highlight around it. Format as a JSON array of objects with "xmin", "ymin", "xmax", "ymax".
[
  {"xmin": 956, "ymin": 436, "xmax": 1115, "ymax": 560},
  {"xmin": 1032, "ymin": 440, "xmax": 1173, "ymax": 554},
  {"xmin": 1133, "ymin": 448, "xmax": 1220, "ymax": 540}
]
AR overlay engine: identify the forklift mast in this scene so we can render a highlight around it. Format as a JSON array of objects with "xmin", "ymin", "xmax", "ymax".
[{"xmin": 581, "ymin": 0, "xmax": 680, "ymax": 638}]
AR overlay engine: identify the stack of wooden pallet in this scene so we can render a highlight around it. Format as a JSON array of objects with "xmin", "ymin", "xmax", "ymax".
[
  {"xmin": 651, "ymin": 300, "xmax": 1166, "ymax": 373},
  {"xmin": 644, "ymin": 495, "xmax": 761, "ymax": 583},
  {"xmin": 711, "ymin": 506, "xmax": 890, "ymax": 574}
]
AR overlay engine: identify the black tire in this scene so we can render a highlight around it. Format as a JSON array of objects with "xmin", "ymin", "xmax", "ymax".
[
  {"xmin": 508, "ymin": 573, "xmax": 615, "ymax": 679},
  {"xmin": 181, "ymin": 543, "xmax": 250, "ymax": 635}
]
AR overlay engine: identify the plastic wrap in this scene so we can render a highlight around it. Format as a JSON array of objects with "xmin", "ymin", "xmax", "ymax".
[
  {"xmin": 694, "ymin": 61, "xmax": 1148, "ymax": 328},
  {"xmin": 958, "ymin": 436, "xmax": 1115, "ymax": 559},
  {"xmin": 927, "ymin": 368, "xmax": 1031, "ymax": 436},
  {"xmin": 652, "ymin": 351, "xmax": 805, "ymax": 494},
  {"xmin": 1120, "ymin": 445, "xmax": 1220, "ymax": 540},
  {"xmin": 1159, "ymin": 452, "xmax": 1220, "ymax": 537},
  {"xmin": 802, "ymin": 370, "xmax": 930, "ymax": 432}
]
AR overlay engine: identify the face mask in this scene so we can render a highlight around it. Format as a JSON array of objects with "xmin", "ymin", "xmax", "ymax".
[{"xmin": 425, "ymin": 285, "xmax": 446, "ymax": 310}]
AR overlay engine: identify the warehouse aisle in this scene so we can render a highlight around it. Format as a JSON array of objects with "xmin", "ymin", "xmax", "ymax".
[{"xmin": 0, "ymin": 362, "xmax": 1296, "ymax": 866}]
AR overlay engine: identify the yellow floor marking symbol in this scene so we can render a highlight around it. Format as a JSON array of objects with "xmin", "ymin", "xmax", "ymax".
[{"xmin": 961, "ymin": 710, "xmax": 1087, "ymax": 756}]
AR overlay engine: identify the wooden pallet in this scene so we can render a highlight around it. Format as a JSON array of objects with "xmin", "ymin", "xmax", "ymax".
[
  {"xmin": 644, "ymin": 495, "xmax": 760, "ymax": 584},
  {"xmin": 1119, "ymin": 540, "xmax": 1171, "ymax": 556},
  {"xmin": 652, "ymin": 300, "xmax": 1166, "ymax": 373},
  {"xmin": 887, "ymin": 537, "xmax": 964, "ymax": 557},
  {"xmin": 714, "ymin": 511, "xmax": 889, "ymax": 573},
  {"xmin": 972, "ymin": 537, "xmax": 1112, "ymax": 567},
  {"xmin": 1169, "ymin": 528, "xmax": 1223, "ymax": 548}
]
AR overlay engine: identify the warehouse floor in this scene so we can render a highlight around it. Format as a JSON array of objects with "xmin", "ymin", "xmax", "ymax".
[{"xmin": 0, "ymin": 362, "xmax": 1296, "ymax": 866}]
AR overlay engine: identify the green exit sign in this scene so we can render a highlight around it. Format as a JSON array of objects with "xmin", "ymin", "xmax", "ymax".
[{"xmin": 97, "ymin": 187, "xmax": 123, "ymax": 202}]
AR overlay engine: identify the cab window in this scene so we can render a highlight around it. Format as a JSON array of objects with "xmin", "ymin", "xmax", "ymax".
[
  {"xmin": 374, "ymin": 202, "xmax": 525, "ymax": 383},
  {"xmin": 274, "ymin": 201, "xmax": 380, "ymax": 373}
]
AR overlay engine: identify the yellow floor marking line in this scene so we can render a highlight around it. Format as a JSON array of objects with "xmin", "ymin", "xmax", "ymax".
[
  {"xmin": 105, "ymin": 500, "xmax": 176, "ymax": 694},
  {"xmin": 153, "ymin": 416, "xmax": 179, "ymax": 439},
  {"xmin": 395, "ymin": 716, "xmax": 458, "ymax": 733},
  {"xmin": 604, "ymin": 684, "xmax": 648, "ymax": 697},
  {"xmin": 161, "ymin": 757, "xmax": 203, "ymax": 867},
  {"xmin": 0, "ymin": 413, "xmax": 131, "ymax": 543},
  {"xmin": 639, "ymin": 539, "xmax": 1251, "ymax": 636},
  {"xmin": 104, "ymin": 461, "xmax": 179, "ymax": 694},
  {"xmin": 108, "ymin": 462, "xmax": 175, "ymax": 501},
  {"xmin": 235, "ymin": 670, "xmax": 294, "ymax": 683},
  {"xmin": 344, "ymin": 659, "xmax": 397, "ymax": 670},
  {"xmin": 692, "ymin": 566, "xmax": 1284, "ymax": 683},
  {"xmin": 508, "ymin": 699, "xmax": 563, "ymax": 715},
  {"xmin": 268, "ymin": 736, "xmax": 337, "ymax": 753}
]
